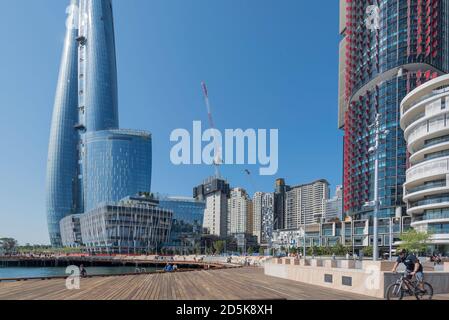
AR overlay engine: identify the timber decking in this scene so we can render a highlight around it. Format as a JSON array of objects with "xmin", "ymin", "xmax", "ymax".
[{"xmin": 0, "ymin": 267, "xmax": 375, "ymax": 300}]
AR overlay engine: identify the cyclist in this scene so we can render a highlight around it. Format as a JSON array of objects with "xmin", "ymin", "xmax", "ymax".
[{"xmin": 392, "ymin": 249, "xmax": 425, "ymax": 292}]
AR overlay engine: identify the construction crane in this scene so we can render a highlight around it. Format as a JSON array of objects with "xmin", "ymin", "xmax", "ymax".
[{"xmin": 201, "ymin": 82, "xmax": 223, "ymax": 178}]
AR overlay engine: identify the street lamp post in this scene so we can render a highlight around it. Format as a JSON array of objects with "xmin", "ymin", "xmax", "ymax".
[
  {"xmin": 389, "ymin": 218, "xmax": 393, "ymax": 261},
  {"xmin": 365, "ymin": 114, "xmax": 389, "ymax": 262},
  {"xmin": 303, "ymin": 207, "xmax": 306, "ymax": 258}
]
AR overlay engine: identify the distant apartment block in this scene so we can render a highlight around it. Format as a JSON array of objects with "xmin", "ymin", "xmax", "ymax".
[
  {"xmin": 285, "ymin": 180, "xmax": 330, "ymax": 229},
  {"xmin": 253, "ymin": 192, "xmax": 274, "ymax": 245},
  {"xmin": 228, "ymin": 188, "xmax": 253, "ymax": 235},
  {"xmin": 324, "ymin": 185, "xmax": 343, "ymax": 222},
  {"xmin": 194, "ymin": 177, "xmax": 230, "ymax": 237}
]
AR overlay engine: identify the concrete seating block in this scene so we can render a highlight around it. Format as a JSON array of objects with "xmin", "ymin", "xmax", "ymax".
[
  {"xmin": 300, "ymin": 259, "xmax": 310, "ymax": 266},
  {"xmin": 324, "ymin": 260, "xmax": 337, "ymax": 268},
  {"xmin": 445, "ymin": 262, "xmax": 449, "ymax": 272},
  {"xmin": 341, "ymin": 260, "xmax": 356, "ymax": 269},
  {"xmin": 362, "ymin": 261, "xmax": 396, "ymax": 272},
  {"xmin": 311, "ymin": 259, "xmax": 323, "ymax": 267},
  {"xmin": 293, "ymin": 259, "xmax": 300, "ymax": 266}
]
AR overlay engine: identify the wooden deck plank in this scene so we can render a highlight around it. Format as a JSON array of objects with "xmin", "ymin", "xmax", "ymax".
[{"xmin": 0, "ymin": 268, "xmax": 377, "ymax": 300}]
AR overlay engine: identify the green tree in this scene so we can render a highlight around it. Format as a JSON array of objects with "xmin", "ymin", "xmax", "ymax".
[
  {"xmin": 0, "ymin": 238, "xmax": 18, "ymax": 253},
  {"xmin": 332, "ymin": 243, "xmax": 350, "ymax": 256},
  {"xmin": 398, "ymin": 229, "xmax": 432, "ymax": 254},
  {"xmin": 247, "ymin": 247, "xmax": 254, "ymax": 255},
  {"xmin": 213, "ymin": 241, "xmax": 225, "ymax": 255},
  {"xmin": 259, "ymin": 247, "xmax": 265, "ymax": 256},
  {"xmin": 362, "ymin": 246, "xmax": 373, "ymax": 257}
]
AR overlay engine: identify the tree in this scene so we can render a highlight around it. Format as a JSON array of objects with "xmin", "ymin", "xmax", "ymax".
[
  {"xmin": 362, "ymin": 246, "xmax": 373, "ymax": 257},
  {"xmin": 213, "ymin": 241, "xmax": 225, "ymax": 255},
  {"xmin": 332, "ymin": 243, "xmax": 350, "ymax": 256},
  {"xmin": 259, "ymin": 247, "xmax": 265, "ymax": 256},
  {"xmin": 0, "ymin": 238, "xmax": 18, "ymax": 253},
  {"xmin": 247, "ymin": 247, "xmax": 254, "ymax": 255},
  {"xmin": 398, "ymin": 229, "xmax": 432, "ymax": 254}
]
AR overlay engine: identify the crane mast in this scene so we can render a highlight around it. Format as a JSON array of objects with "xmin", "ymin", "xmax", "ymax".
[{"xmin": 201, "ymin": 82, "xmax": 222, "ymax": 178}]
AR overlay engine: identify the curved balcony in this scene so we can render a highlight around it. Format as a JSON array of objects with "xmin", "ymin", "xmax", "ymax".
[
  {"xmin": 405, "ymin": 156, "xmax": 449, "ymax": 186},
  {"xmin": 404, "ymin": 180, "xmax": 448, "ymax": 202},
  {"xmin": 407, "ymin": 196, "xmax": 449, "ymax": 216},
  {"xmin": 401, "ymin": 74, "xmax": 449, "ymax": 116},
  {"xmin": 409, "ymin": 141, "xmax": 449, "ymax": 165},
  {"xmin": 406, "ymin": 114, "xmax": 449, "ymax": 153}
]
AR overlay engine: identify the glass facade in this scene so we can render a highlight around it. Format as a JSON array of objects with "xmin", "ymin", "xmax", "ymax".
[
  {"xmin": 46, "ymin": 1, "xmax": 152, "ymax": 246},
  {"xmin": 79, "ymin": 0, "xmax": 119, "ymax": 133},
  {"xmin": 83, "ymin": 130, "xmax": 152, "ymax": 212},
  {"xmin": 158, "ymin": 197, "xmax": 205, "ymax": 250},
  {"xmin": 79, "ymin": 198, "xmax": 172, "ymax": 254},
  {"xmin": 341, "ymin": 0, "xmax": 449, "ymax": 227},
  {"xmin": 158, "ymin": 197, "xmax": 205, "ymax": 226},
  {"xmin": 45, "ymin": 9, "xmax": 80, "ymax": 247}
]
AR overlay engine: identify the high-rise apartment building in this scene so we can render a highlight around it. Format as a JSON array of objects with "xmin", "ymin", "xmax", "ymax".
[
  {"xmin": 252, "ymin": 192, "xmax": 274, "ymax": 245},
  {"xmin": 401, "ymin": 74, "xmax": 449, "ymax": 254},
  {"xmin": 285, "ymin": 180, "xmax": 330, "ymax": 229},
  {"xmin": 228, "ymin": 188, "xmax": 252, "ymax": 235},
  {"xmin": 339, "ymin": 1, "xmax": 449, "ymax": 232},
  {"xmin": 194, "ymin": 177, "xmax": 230, "ymax": 237},
  {"xmin": 273, "ymin": 179, "xmax": 290, "ymax": 230},
  {"xmin": 324, "ymin": 185, "xmax": 344, "ymax": 222},
  {"xmin": 46, "ymin": 0, "xmax": 152, "ymax": 246}
]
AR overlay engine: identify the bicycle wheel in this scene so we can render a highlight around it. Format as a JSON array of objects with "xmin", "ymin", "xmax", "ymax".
[
  {"xmin": 415, "ymin": 283, "xmax": 433, "ymax": 300},
  {"xmin": 386, "ymin": 283, "xmax": 404, "ymax": 300}
]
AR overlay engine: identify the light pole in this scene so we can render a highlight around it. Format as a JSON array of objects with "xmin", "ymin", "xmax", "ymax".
[
  {"xmin": 303, "ymin": 205, "xmax": 306, "ymax": 258},
  {"xmin": 389, "ymin": 218, "xmax": 393, "ymax": 261},
  {"xmin": 365, "ymin": 114, "xmax": 389, "ymax": 262}
]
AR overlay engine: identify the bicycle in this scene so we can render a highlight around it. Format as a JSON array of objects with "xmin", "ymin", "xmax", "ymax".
[{"xmin": 386, "ymin": 272, "xmax": 433, "ymax": 300}]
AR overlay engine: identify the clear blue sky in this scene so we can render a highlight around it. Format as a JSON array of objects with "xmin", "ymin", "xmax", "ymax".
[{"xmin": 0, "ymin": 0, "xmax": 342, "ymax": 245}]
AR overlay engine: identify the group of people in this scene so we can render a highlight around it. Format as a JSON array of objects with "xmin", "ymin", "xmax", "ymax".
[
  {"xmin": 430, "ymin": 253, "xmax": 443, "ymax": 265},
  {"xmin": 163, "ymin": 263, "xmax": 178, "ymax": 272}
]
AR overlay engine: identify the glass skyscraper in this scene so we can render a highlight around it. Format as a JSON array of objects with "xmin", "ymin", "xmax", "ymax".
[
  {"xmin": 46, "ymin": 0, "xmax": 152, "ymax": 246},
  {"xmin": 339, "ymin": 0, "xmax": 449, "ymax": 248}
]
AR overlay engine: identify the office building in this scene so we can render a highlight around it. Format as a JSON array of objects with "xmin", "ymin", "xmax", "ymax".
[
  {"xmin": 158, "ymin": 196, "xmax": 206, "ymax": 252},
  {"xmin": 60, "ymin": 214, "xmax": 83, "ymax": 247},
  {"xmin": 79, "ymin": 196, "xmax": 172, "ymax": 254}
]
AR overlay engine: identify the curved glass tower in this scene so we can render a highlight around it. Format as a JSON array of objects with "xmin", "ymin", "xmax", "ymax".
[
  {"xmin": 80, "ymin": 0, "xmax": 119, "ymax": 132},
  {"xmin": 83, "ymin": 130, "xmax": 152, "ymax": 212},
  {"xmin": 45, "ymin": 2, "xmax": 80, "ymax": 247},
  {"xmin": 47, "ymin": 1, "xmax": 152, "ymax": 247}
]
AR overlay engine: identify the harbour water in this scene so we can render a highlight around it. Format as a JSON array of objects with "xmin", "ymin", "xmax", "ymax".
[{"xmin": 0, "ymin": 266, "xmax": 159, "ymax": 279}]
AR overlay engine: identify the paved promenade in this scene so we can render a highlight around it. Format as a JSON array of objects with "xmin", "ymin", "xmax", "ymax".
[{"xmin": 0, "ymin": 267, "xmax": 376, "ymax": 300}]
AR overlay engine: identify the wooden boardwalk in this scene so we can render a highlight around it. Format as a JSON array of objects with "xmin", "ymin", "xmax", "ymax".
[{"xmin": 0, "ymin": 267, "xmax": 377, "ymax": 300}]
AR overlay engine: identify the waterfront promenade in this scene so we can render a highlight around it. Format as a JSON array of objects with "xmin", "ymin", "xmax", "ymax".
[{"xmin": 0, "ymin": 267, "xmax": 375, "ymax": 300}]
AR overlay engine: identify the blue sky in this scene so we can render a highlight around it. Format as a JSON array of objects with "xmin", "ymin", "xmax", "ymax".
[{"xmin": 0, "ymin": 0, "xmax": 342, "ymax": 244}]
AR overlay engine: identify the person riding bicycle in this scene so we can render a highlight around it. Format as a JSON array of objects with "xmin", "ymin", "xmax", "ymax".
[{"xmin": 392, "ymin": 249, "xmax": 425, "ymax": 292}]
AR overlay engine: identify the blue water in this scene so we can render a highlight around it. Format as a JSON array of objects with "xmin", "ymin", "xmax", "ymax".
[{"xmin": 0, "ymin": 266, "xmax": 158, "ymax": 279}]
